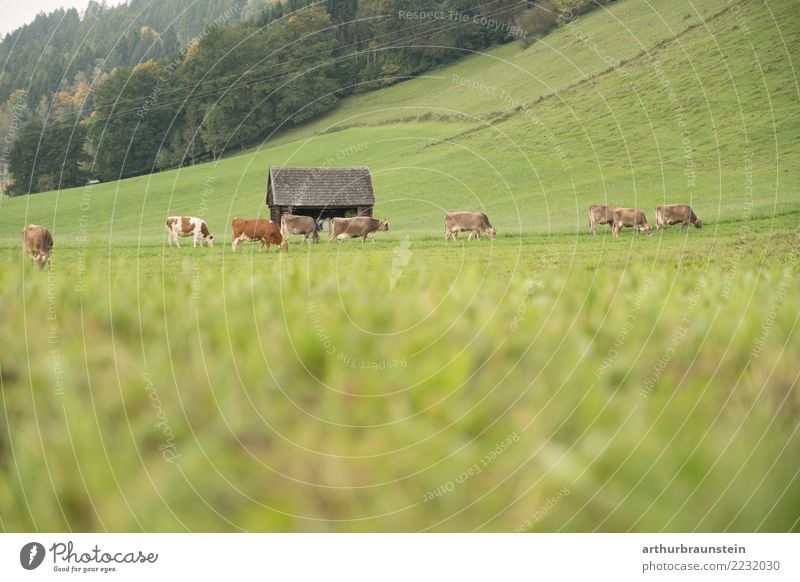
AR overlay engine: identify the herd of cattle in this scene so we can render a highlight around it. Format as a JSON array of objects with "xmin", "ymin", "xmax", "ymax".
[
  {"xmin": 589, "ymin": 204, "xmax": 702, "ymax": 236},
  {"xmin": 20, "ymin": 204, "xmax": 700, "ymax": 270}
]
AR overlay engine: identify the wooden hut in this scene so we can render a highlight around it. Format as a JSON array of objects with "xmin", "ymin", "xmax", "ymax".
[{"xmin": 266, "ymin": 166, "xmax": 375, "ymax": 224}]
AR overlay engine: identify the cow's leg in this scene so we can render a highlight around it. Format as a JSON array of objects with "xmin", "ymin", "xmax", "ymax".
[
  {"xmin": 193, "ymin": 231, "xmax": 200, "ymax": 248},
  {"xmin": 681, "ymin": 221, "xmax": 688, "ymax": 232},
  {"xmin": 232, "ymin": 235, "xmax": 244, "ymax": 252}
]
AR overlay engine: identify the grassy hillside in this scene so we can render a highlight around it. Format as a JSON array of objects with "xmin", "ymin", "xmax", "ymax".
[
  {"xmin": 0, "ymin": 0, "xmax": 798, "ymax": 532},
  {"xmin": 1, "ymin": 0, "xmax": 796, "ymax": 241}
]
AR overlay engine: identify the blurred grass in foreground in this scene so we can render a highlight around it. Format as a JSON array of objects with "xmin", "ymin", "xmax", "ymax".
[{"xmin": 0, "ymin": 230, "xmax": 798, "ymax": 532}]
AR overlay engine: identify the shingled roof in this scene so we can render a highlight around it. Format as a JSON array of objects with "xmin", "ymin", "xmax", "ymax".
[{"xmin": 267, "ymin": 166, "xmax": 375, "ymax": 207}]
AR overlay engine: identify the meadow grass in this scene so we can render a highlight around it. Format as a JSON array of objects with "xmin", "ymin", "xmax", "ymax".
[
  {"xmin": 1, "ymin": 229, "xmax": 798, "ymax": 531},
  {"xmin": 0, "ymin": 0, "xmax": 798, "ymax": 531}
]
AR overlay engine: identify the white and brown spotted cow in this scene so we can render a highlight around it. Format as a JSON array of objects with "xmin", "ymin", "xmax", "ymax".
[
  {"xmin": 655, "ymin": 204, "xmax": 702, "ymax": 231},
  {"xmin": 166, "ymin": 216, "xmax": 214, "ymax": 248},
  {"xmin": 21, "ymin": 224, "xmax": 54, "ymax": 270},
  {"xmin": 588, "ymin": 205, "xmax": 616, "ymax": 235},
  {"xmin": 444, "ymin": 211, "xmax": 496, "ymax": 242}
]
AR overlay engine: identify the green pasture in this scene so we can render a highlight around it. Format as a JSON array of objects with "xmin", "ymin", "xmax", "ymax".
[
  {"xmin": 0, "ymin": 0, "xmax": 798, "ymax": 531},
  {"xmin": 1, "ymin": 231, "xmax": 799, "ymax": 531},
  {"xmin": 0, "ymin": 0, "xmax": 796, "ymax": 244}
]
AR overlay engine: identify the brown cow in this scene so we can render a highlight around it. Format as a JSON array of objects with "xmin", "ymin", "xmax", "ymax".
[
  {"xmin": 444, "ymin": 211, "xmax": 496, "ymax": 242},
  {"xmin": 231, "ymin": 218, "xmax": 288, "ymax": 252},
  {"xmin": 612, "ymin": 208, "xmax": 653, "ymax": 237},
  {"xmin": 329, "ymin": 216, "xmax": 389, "ymax": 243},
  {"xmin": 655, "ymin": 204, "xmax": 702, "ymax": 231},
  {"xmin": 21, "ymin": 224, "xmax": 54, "ymax": 270},
  {"xmin": 588, "ymin": 205, "xmax": 616, "ymax": 235},
  {"xmin": 280, "ymin": 214, "xmax": 319, "ymax": 244},
  {"xmin": 166, "ymin": 216, "xmax": 214, "ymax": 247}
]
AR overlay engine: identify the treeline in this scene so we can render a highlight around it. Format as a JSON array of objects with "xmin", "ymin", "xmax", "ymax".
[
  {"xmin": 0, "ymin": 0, "xmax": 250, "ymax": 109},
  {"xmin": 3, "ymin": 0, "xmax": 610, "ymax": 195}
]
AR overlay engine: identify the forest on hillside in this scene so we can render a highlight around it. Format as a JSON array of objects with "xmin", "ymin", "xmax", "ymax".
[{"xmin": 0, "ymin": 0, "xmax": 608, "ymax": 195}]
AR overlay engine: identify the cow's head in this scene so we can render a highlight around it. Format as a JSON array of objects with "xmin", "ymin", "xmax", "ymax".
[
  {"xmin": 640, "ymin": 224, "xmax": 654, "ymax": 236},
  {"xmin": 694, "ymin": 217, "xmax": 703, "ymax": 229},
  {"xmin": 378, "ymin": 220, "xmax": 389, "ymax": 232},
  {"xmin": 487, "ymin": 227, "xmax": 497, "ymax": 240},
  {"xmin": 280, "ymin": 239, "xmax": 289, "ymax": 252},
  {"xmin": 205, "ymin": 234, "xmax": 214, "ymax": 247}
]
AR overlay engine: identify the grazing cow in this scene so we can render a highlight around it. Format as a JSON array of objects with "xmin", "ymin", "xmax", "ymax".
[
  {"xmin": 21, "ymin": 225, "xmax": 53, "ymax": 270},
  {"xmin": 588, "ymin": 205, "xmax": 616, "ymax": 235},
  {"xmin": 612, "ymin": 208, "xmax": 653, "ymax": 237},
  {"xmin": 231, "ymin": 218, "xmax": 288, "ymax": 252},
  {"xmin": 166, "ymin": 216, "xmax": 214, "ymax": 247},
  {"xmin": 444, "ymin": 211, "xmax": 496, "ymax": 242},
  {"xmin": 655, "ymin": 204, "xmax": 702, "ymax": 231},
  {"xmin": 329, "ymin": 216, "xmax": 389, "ymax": 243},
  {"xmin": 280, "ymin": 214, "xmax": 319, "ymax": 244}
]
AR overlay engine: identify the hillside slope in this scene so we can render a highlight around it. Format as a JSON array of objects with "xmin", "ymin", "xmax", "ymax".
[{"xmin": 0, "ymin": 0, "xmax": 797, "ymax": 242}]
